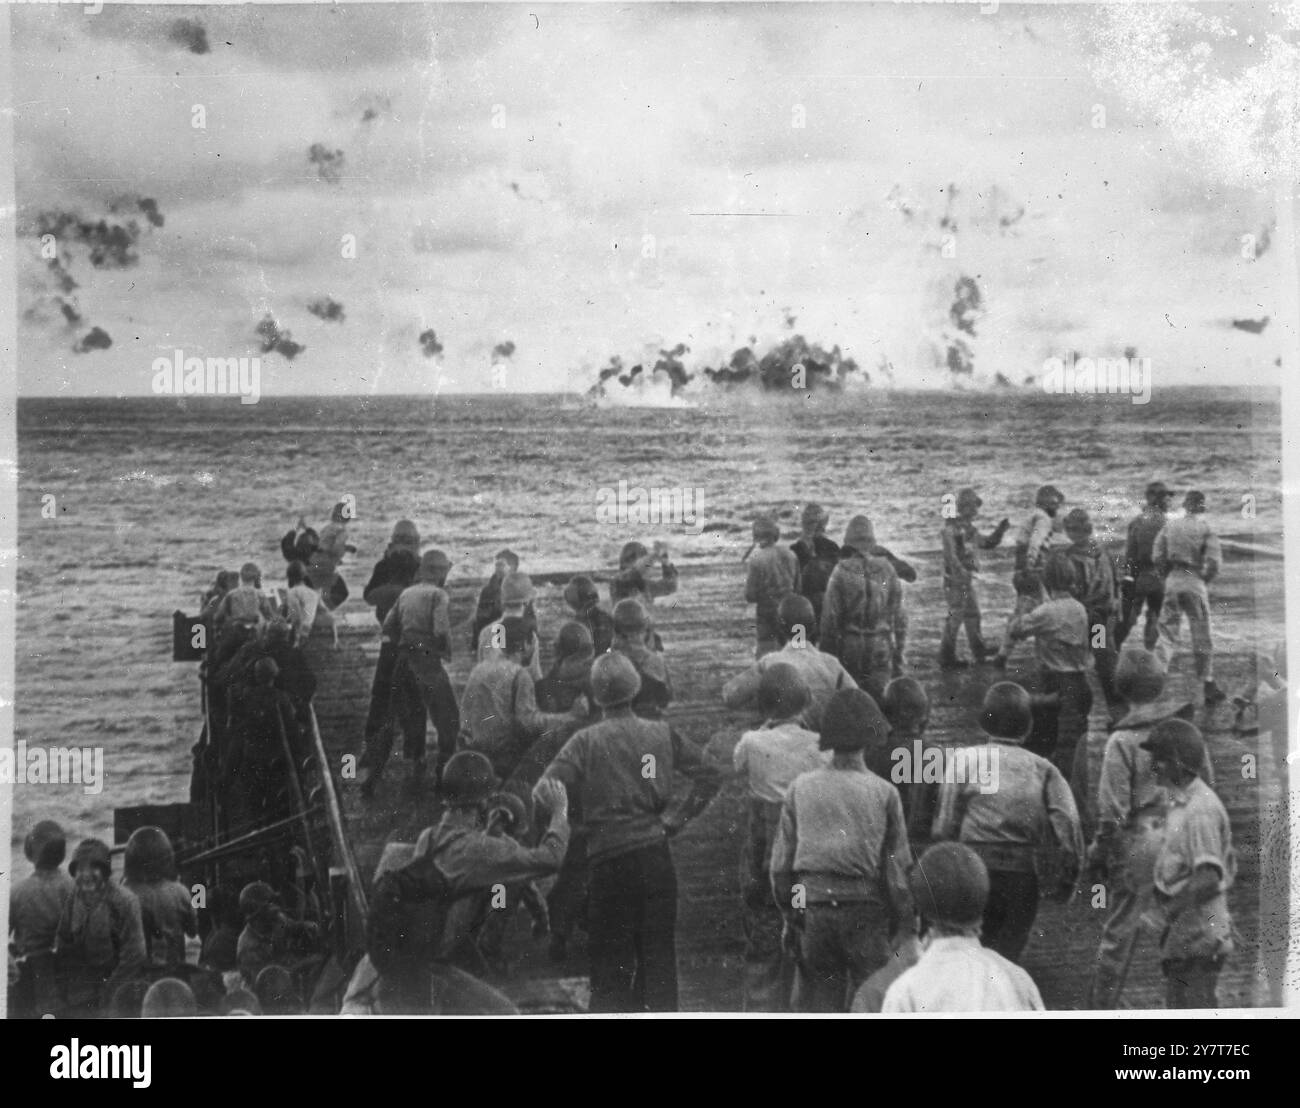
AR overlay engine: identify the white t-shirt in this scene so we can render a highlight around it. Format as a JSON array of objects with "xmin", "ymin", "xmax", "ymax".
[
  {"xmin": 732, "ymin": 721, "xmax": 828, "ymax": 804},
  {"xmin": 882, "ymin": 935, "xmax": 1044, "ymax": 1013},
  {"xmin": 286, "ymin": 583, "xmax": 321, "ymax": 639}
]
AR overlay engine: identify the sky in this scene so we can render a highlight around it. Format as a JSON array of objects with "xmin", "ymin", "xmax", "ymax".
[{"xmin": 8, "ymin": 1, "xmax": 1294, "ymax": 397}]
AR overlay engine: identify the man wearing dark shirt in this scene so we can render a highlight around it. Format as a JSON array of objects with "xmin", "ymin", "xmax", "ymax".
[{"xmin": 538, "ymin": 653, "xmax": 721, "ymax": 1012}]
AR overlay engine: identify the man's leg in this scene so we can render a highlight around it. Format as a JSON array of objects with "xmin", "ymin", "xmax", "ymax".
[
  {"xmin": 1186, "ymin": 581, "xmax": 1219, "ymax": 697},
  {"xmin": 1141, "ymin": 583, "xmax": 1165, "ymax": 653},
  {"xmin": 964, "ymin": 585, "xmax": 989, "ymax": 660},
  {"xmin": 842, "ymin": 903, "xmax": 893, "ymax": 1005},
  {"xmin": 939, "ymin": 581, "xmax": 965, "ymax": 664},
  {"xmin": 793, "ymin": 906, "xmax": 845, "ymax": 1013},
  {"xmin": 1093, "ymin": 616, "xmax": 1120, "ymax": 714},
  {"xmin": 983, "ymin": 870, "xmax": 1039, "ymax": 963},
  {"xmin": 997, "ymin": 589, "xmax": 1041, "ymax": 665},
  {"xmin": 635, "ymin": 842, "xmax": 680, "ymax": 1012},
  {"xmin": 358, "ymin": 643, "xmax": 400, "ymax": 784},
  {"xmin": 405, "ymin": 650, "xmax": 460, "ymax": 776},
  {"xmin": 1053, "ymin": 672, "xmax": 1093, "ymax": 827},
  {"xmin": 740, "ymin": 808, "xmax": 787, "ymax": 1011},
  {"xmin": 1161, "ymin": 958, "xmax": 1221, "ymax": 1010},
  {"xmin": 546, "ymin": 827, "xmax": 590, "ymax": 957},
  {"xmin": 429, "ymin": 963, "xmax": 520, "ymax": 1015},
  {"xmin": 586, "ymin": 853, "xmax": 639, "ymax": 1013}
]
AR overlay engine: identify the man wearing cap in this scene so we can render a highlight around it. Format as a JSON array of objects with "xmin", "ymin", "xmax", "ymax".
[
  {"xmin": 769, "ymin": 687, "xmax": 916, "ymax": 1012},
  {"xmin": 993, "ymin": 484, "xmax": 1069, "ymax": 669},
  {"xmin": 1118, "ymin": 481, "xmax": 1175, "ymax": 650},
  {"xmin": 821, "ymin": 516, "xmax": 909, "ymax": 701},
  {"xmin": 732, "ymin": 665, "xmax": 829, "ymax": 1010},
  {"xmin": 880, "ymin": 842, "xmax": 1044, "ymax": 1012},
  {"xmin": 939, "ymin": 487, "xmax": 1011, "ymax": 669},
  {"xmin": 472, "ymin": 549, "xmax": 520, "ymax": 645},
  {"xmin": 790, "ymin": 502, "xmax": 839, "ymax": 622},
  {"xmin": 722, "ymin": 594, "xmax": 857, "ymax": 732},
  {"xmin": 1086, "ymin": 649, "xmax": 1212, "ymax": 1008},
  {"xmin": 1155, "ymin": 491, "xmax": 1226, "ymax": 706},
  {"xmin": 537, "ymin": 653, "xmax": 722, "ymax": 1012},
  {"xmin": 381, "ymin": 549, "xmax": 461, "ymax": 783},
  {"xmin": 1140, "ymin": 720, "xmax": 1236, "ymax": 1008},
  {"xmin": 1047, "ymin": 508, "xmax": 1122, "ymax": 719},
  {"xmin": 563, "ymin": 574, "xmax": 615, "ymax": 656},
  {"xmin": 931, "ymin": 682, "xmax": 1083, "ymax": 963},
  {"xmin": 611, "ymin": 598, "xmax": 674, "ymax": 719},
  {"xmin": 460, "ymin": 616, "xmax": 585, "ymax": 778},
  {"xmin": 610, "ymin": 540, "xmax": 679, "ymax": 609},
  {"xmin": 745, "ymin": 514, "xmax": 801, "ymax": 658}
]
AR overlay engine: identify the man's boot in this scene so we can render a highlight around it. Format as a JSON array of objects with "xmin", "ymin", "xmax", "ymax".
[{"xmin": 939, "ymin": 648, "xmax": 969, "ymax": 671}]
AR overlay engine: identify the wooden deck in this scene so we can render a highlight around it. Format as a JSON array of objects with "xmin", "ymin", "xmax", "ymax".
[{"xmin": 306, "ymin": 542, "xmax": 1288, "ymax": 1012}]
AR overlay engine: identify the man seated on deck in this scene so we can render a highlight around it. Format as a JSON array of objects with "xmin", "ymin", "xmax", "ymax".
[
  {"xmin": 235, "ymin": 881, "xmax": 322, "ymax": 993},
  {"xmin": 366, "ymin": 753, "xmax": 571, "ymax": 1015},
  {"xmin": 722, "ymin": 594, "xmax": 857, "ymax": 732}
]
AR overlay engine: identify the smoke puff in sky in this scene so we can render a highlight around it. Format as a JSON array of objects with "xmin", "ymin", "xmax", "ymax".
[{"xmin": 9, "ymin": 3, "xmax": 1287, "ymax": 397}]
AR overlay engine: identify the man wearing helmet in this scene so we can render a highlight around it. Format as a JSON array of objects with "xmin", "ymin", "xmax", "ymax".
[
  {"xmin": 881, "ymin": 843, "xmax": 1044, "ymax": 1012},
  {"xmin": 411, "ymin": 753, "xmax": 571, "ymax": 1010},
  {"xmin": 745, "ymin": 514, "xmax": 800, "ymax": 658},
  {"xmin": 769, "ymin": 687, "xmax": 916, "ymax": 1012},
  {"xmin": 1118, "ymin": 480, "xmax": 1175, "ymax": 650},
  {"xmin": 1086, "ymin": 650, "xmax": 1211, "ymax": 1008},
  {"xmin": 537, "ymin": 652, "xmax": 722, "ymax": 1012},
  {"xmin": 55, "ymin": 839, "xmax": 147, "ymax": 1016},
  {"xmin": 939, "ymin": 487, "xmax": 1010, "ymax": 669},
  {"xmin": 731, "ymin": 665, "xmax": 828, "ymax": 1010},
  {"xmin": 992, "ymin": 484, "xmax": 1068, "ymax": 669},
  {"xmin": 931, "ymin": 682, "xmax": 1083, "ymax": 964},
  {"xmin": 9, "ymin": 820, "xmax": 74, "ymax": 1017},
  {"xmin": 1046, "ymin": 508, "xmax": 1122, "ymax": 719}
]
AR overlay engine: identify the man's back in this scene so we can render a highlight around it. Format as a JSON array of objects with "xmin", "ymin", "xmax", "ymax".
[
  {"xmin": 460, "ymin": 656, "xmax": 523, "ymax": 753},
  {"xmin": 733, "ymin": 721, "xmax": 828, "ymax": 804},
  {"xmin": 747, "ymin": 545, "xmax": 799, "ymax": 607},
  {"xmin": 548, "ymin": 715, "xmax": 683, "ymax": 863},
  {"xmin": 10, "ymin": 870, "xmax": 73, "ymax": 955},
  {"xmin": 780, "ymin": 766, "xmax": 905, "ymax": 887},
  {"xmin": 1156, "ymin": 515, "xmax": 1221, "ymax": 578},
  {"xmin": 882, "ymin": 936, "xmax": 1044, "ymax": 1012}
]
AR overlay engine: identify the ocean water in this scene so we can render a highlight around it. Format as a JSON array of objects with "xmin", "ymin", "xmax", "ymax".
[{"xmin": 10, "ymin": 387, "xmax": 1283, "ymax": 855}]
